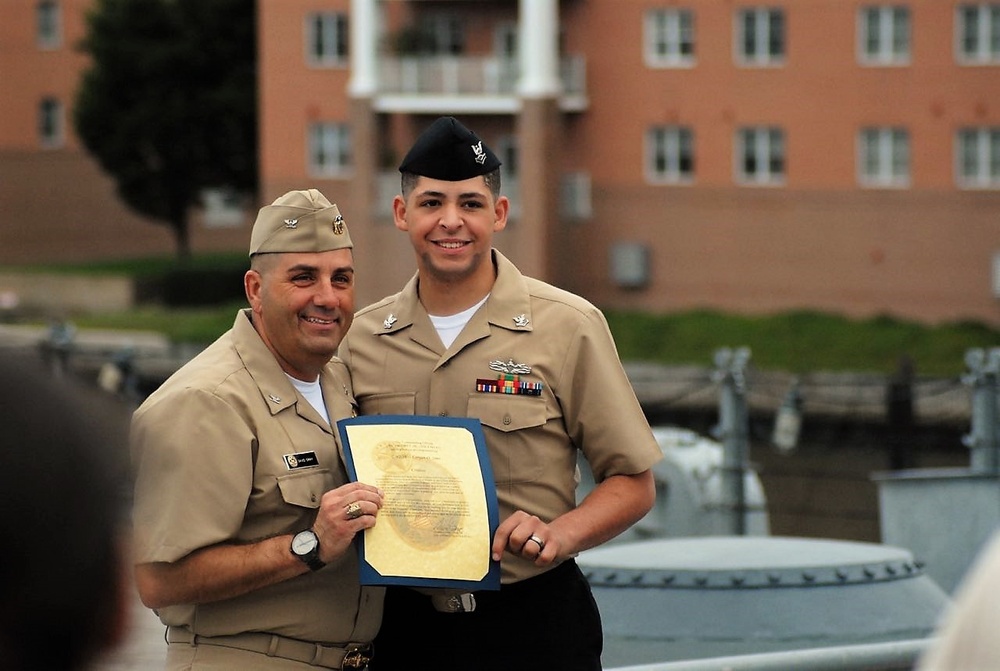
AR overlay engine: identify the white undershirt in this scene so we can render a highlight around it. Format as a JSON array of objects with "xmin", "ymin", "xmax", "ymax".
[
  {"xmin": 429, "ymin": 295, "xmax": 489, "ymax": 349},
  {"xmin": 287, "ymin": 374, "xmax": 330, "ymax": 424}
]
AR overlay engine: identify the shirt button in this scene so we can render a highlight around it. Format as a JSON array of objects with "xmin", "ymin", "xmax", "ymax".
[{"xmin": 503, "ymin": 414, "xmax": 512, "ymax": 425}]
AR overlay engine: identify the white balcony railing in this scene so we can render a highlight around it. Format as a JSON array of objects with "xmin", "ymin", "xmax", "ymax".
[{"xmin": 375, "ymin": 55, "xmax": 587, "ymax": 112}]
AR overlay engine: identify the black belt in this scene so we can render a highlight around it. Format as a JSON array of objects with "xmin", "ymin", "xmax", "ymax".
[
  {"xmin": 166, "ymin": 627, "xmax": 371, "ymax": 669},
  {"xmin": 430, "ymin": 559, "xmax": 582, "ymax": 613}
]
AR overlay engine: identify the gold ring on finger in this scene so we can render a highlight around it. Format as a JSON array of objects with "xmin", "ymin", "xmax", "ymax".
[{"xmin": 346, "ymin": 501, "xmax": 363, "ymax": 520}]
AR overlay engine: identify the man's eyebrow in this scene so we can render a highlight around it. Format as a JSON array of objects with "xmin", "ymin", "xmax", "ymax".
[
  {"xmin": 285, "ymin": 263, "xmax": 355, "ymax": 274},
  {"xmin": 286, "ymin": 263, "xmax": 319, "ymax": 273},
  {"xmin": 415, "ymin": 189, "xmax": 487, "ymax": 200}
]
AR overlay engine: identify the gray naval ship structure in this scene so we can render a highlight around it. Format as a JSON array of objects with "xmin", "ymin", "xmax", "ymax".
[{"xmin": 577, "ymin": 348, "xmax": 1000, "ymax": 670}]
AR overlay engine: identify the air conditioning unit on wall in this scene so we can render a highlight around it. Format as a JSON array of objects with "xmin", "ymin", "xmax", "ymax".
[{"xmin": 610, "ymin": 241, "xmax": 650, "ymax": 290}]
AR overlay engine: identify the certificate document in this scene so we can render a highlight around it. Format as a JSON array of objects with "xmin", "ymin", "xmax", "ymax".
[{"xmin": 336, "ymin": 415, "xmax": 501, "ymax": 591}]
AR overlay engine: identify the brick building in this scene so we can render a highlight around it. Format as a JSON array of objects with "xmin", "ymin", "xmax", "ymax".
[{"xmin": 4, "ymin": 0, "xmax": 1000, "ymax": 325}]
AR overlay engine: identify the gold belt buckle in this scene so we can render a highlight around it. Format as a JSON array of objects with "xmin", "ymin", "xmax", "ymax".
[{"xmin": 342, "ymin": 646, "xmax": 371, "ymax": 669}]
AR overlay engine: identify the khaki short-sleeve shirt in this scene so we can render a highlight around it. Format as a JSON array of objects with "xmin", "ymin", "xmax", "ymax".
[
  {"xmin": 340, "ymin": 251, "xmax": 663, "ymax": 583},
  {"xmin": 131, "ymin": 310, "xmax": 382, "ymax": 644}
]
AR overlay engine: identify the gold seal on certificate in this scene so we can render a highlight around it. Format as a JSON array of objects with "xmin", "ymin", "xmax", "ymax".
[{"xmin": 336, "ymin": 415, "xmax": 501, "ymax": 590}]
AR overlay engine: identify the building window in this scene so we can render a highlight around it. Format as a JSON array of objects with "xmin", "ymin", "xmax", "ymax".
[
  {"xmin": 308, "ymin": 123, "xmax": 351, "ymax": 178},
  {"xmin": 39, "ymin": 97, "xmax": 64, "ymax": 149},
  {"xmin": 306, "ymin": 13, "xmax": 348, "ymax": 66},
  {"xmin": 647, "ymin": 126, "xmax": 694, "ymax": 183},
  {"xmin": 494, "ymin": 135, "xmax": 518, "ymax": 177},
  {"xmin": 957, "ymin": 127, "xmax": 1000, "ymax": 188},
  {"xmin": 37, "ymin": 0, "xmax": 61, "ymax": 49},
  {"xmin": 737, "ymin": 127, "xmax": 784, "ymax": 185},
  {"xmin": 737, "ymin": 7, "xmax": 785, "ymax": 65},
  {"xmin": 419, "ymin": 15, "xmax": 464, "ymax": 55},
  {"xmin": 859, "ymin": 127, "xmax": 910, "ymax": 187},
  {"xmin": 859, "ymin": 5, "xmax": 911, "ymax": 65},
  {"xmin": 560, "ymin": 172, "xmax": 593, "ymax": 220},
  {"xmin": 957, "ymin": 4, "xmax": 1000, "ymax": 64},
  {"xmin": 645, "ymin": 9, "xmax": 695, "ymax": 67},
  {"xmin": 495, "ymin": 21, "xmax": 518, "ymax": 59}
]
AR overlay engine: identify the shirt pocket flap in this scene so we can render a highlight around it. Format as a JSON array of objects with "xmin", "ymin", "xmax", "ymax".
[
  {"xmin": 468, "ymin": 394, "xmax": 547, "ymax": 434},
  {"xmin": 276, "ymin": 468, "xmax": 331, "ymax": 509},
  {"xmin": 358, "ymin": 392, "xmax": 417, "ymax": 416}
]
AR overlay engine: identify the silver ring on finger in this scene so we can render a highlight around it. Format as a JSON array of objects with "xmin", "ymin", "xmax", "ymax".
[{"xmin": 527, "ymin": 535, "xmax": 545, "ymax": 552}]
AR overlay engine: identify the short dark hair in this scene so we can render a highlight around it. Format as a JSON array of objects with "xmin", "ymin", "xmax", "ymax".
[
  {"xmin": 0, "ymin": 354, "xmax": 129, "ymax": 669},
  {"xmin": 400, "ymin": 168, "xmax": 502, "ymax": 201}
]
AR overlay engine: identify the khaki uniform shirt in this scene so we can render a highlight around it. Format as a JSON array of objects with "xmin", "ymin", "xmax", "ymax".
[
  {"xmin": 131, "ymin": 310, "xmax": 383, "ymax": 644},
  {"xmin": 340, "ymin": 250, "xmax": 663, "ymax": 584}
]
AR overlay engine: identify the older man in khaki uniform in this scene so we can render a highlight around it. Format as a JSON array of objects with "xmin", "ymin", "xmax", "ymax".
[
  {"xmin": 131, "ymin": 190, "xmax": 383, "ymax": 670},
  {"xmin": 339, "ymin": 117, "xmax": 663, "ymax": 670}
]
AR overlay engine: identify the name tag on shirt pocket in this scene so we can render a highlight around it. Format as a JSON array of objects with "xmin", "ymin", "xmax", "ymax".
[{"xmin": 277, "ymin": 468, "xmax": 331, "ymax": 509}]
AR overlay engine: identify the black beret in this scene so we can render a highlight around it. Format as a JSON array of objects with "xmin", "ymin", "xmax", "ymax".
[{"xmin": 398, "ymin": 116, "xmax": 502, "ymax": 181}]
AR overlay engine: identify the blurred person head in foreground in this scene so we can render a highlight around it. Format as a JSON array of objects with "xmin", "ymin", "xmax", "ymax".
[{"xmin": 0, "ymin": 353, "xmax": 130, "ymax": 670}]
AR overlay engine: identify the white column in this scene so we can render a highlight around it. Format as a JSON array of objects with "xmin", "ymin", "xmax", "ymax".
[
  {"xmin": 348, "ymin": 0, "xmax": 378, "ymax": 98},
  {"xmin": 518, "ymin": 0, "xmax": 560, "ymax": 98}
]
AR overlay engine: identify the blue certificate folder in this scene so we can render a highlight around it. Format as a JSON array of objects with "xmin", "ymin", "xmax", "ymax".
[{"xmin": 336, "ymin": 414, "xmax": 501, "ymax": 591}]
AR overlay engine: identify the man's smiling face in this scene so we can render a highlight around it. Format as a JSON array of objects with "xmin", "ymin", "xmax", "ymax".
[
  {"xmin": 393, "ymin": 175, "xmax": 507, "ymax": 286},
  {"xmin": 246, "ymin": 249, "xmax": 355, "ymax": 380}
]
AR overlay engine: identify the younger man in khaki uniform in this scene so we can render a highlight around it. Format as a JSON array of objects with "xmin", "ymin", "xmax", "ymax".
[
  {"xmin": 340, "ymin": 117, "xmax": 663, "ymax": 670},
  {"xmin": 131, "ymin": 190, "xmax": 383, "ymax": 670}
]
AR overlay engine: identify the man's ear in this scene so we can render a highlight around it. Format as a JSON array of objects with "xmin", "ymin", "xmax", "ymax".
[
  {"xmin": 493, "ymin": 195, "xmax": 510, "ymax": 232},
  {"xmin": 245, "ymin": 268, "xmax": 263, "ymax": 312},
  {"xmin": 392, "ymin": 195, "xmax": 409, "ymax": 232}
]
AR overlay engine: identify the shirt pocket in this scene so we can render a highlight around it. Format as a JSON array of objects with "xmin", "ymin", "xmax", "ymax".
[
  {"xmin": 467, "ymin": 394, "xmax": 548, "ymax": 484},
  {"xmin": 358, "ymin": 392, "xmax": 416, "ymax": 416},
  {"xmin": 276, "ymin": 468, "xmax": 332, "ymax": 509}
]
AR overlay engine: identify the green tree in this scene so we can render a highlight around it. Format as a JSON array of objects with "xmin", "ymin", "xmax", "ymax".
[{"xmin": 74, "ymin": 0, "xmax": 257, "ymax": 259}]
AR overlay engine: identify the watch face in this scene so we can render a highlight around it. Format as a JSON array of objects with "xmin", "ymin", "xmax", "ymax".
[{"xmin": 292, "ymin": 530, "xmax": 318, "ymax": 555}]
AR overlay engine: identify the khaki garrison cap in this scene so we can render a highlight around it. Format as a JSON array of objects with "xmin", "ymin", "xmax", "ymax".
[{"xmin": 249, "ymin": 189, "xmax": 353, "ymax": 256}]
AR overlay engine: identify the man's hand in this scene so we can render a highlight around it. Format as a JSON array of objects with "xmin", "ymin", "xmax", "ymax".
[
  {"xmin": 490, "ymin": 471, "xmax": 655, "ymax": 567},
  {"xmin": 312, "ymin": 482, "xmax": 383, "ymax": 563},
  {"xmin": 491, "ymin": 510, "xmax": 562, "ymax": 566}
]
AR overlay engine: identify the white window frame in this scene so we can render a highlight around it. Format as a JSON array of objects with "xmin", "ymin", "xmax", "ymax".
[
  {"xmin": 736, "ymin": 127, "xmax": 785, "ymax": 185},
  {"xmin": 858, "ymin": 5, "xmax": 911, "ymax": 65},
  {"xmin": 39, "ymin": 97, "xmax": 64, "ymax": 149},
  {"xmin": 305, "ymin": 12, "xmax": 348, "ymax": 67},
  {"xmin": 645, "ymin": 9, "xmax": 695, "ymax": 68},
  {"xmin": 956, "ymin": 3, "xmax": 1000, "ymax": 64},
  {"xmin": 956, "ymin": 127, "xmax": 1000, "ymax": 188},
  {"xmin": 308, "ymin": 123, "xmax": 352, "ymax": 178},
  {"xmin": 858, "ymin": 127, "xmax": 910, "ymax": 188},
  {"xmin": 736, "ymin": 7, "xmax": 785, "ymax": 66},
  {"xmin": 36, "ymin": 0, "xmax": 61, "ymax": 50},
  {"xmin": 647, "ymin": 126, "xmax": 695, "ymax": 184}
]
